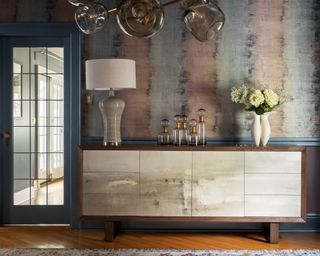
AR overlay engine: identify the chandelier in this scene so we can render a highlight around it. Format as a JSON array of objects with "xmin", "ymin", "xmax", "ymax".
[{"xmin": 67, "ymin": 0, "xmax": 225, "ymax": 42}]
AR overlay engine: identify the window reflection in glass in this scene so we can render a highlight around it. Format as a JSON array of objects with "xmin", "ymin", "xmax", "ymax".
[{"xmin": 13, "ymin": 47, "xmax": 64, "ymax": 206}]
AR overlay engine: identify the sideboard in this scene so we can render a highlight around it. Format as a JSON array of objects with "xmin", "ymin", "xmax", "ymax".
[{"xmin": 78, "ymin": 145, "xmax": 306, "ymax": 243}]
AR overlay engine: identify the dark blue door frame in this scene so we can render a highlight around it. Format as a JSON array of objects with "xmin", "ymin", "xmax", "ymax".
[{"xmin": 0, "ymin": 23, "xmax": 82, "ymax": 228}]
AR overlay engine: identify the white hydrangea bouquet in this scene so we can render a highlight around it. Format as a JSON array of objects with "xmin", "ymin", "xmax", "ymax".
[{"xmin": 231, "ymin": 83, "xmax": 292, "ymax": 115}]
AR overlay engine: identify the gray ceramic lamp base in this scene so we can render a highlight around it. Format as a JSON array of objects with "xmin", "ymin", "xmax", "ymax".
[{"xmin": 99, "ymin": 92, "xmax": 125, "ymax": 146}]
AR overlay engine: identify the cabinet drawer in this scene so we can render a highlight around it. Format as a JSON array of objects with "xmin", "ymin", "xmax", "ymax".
[
  {"xmin": 245, "ymin": 173, "xmax": 301, "ymax": 195},
  {"xmin": 245, "ymin": 195, "xmax": 301, "ymax": 217},
  {"xmin": 193, "ymin": 152, "xmax": 244, "ymax": 173},
  {"xmin": 245, "ymin": 152, "xmax": 301, "ymax": 173},
  {"xmin": 83, "ymin": 172, "xmax": 139, "ymax": 194},
  {"xmin": 83, "ymin": 150, "xmax": 139, "ymax": 173}
]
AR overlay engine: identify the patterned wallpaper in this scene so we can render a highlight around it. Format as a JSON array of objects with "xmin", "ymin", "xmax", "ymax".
[{"xmin": 1, "ymin": 0, "xmax": 320, "ymax": 139}]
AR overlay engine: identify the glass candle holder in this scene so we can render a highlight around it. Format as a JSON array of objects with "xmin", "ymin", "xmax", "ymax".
[
  {"xmin": 173, "ymin": 115, "xmax": 184, "ymax": 146},
  {"xmin": 197, "ymin": 108, "xmax": 206, "ymax": 146},
  {"xmin": 157, "ymin": 118, "xmax": 172, "ymax": 145},
  {"xmin": 188, "ymin": 119, "xmax": 199, "ymax": 146},
  {"xmin": 181, "ymin": 114, "xmax": 188, "ymax": 145}
]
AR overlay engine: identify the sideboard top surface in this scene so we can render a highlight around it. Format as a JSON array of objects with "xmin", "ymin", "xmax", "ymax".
[{"xmin": 79, "ymin": 145, "xmax": 305, "ymax": 152}]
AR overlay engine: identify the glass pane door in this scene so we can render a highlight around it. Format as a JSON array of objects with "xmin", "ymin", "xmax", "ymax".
[
  {"xmin": 0, "ymin": 25, "xmax": 80, "ymax": 226},
  {"xmin": 0, "ymin": 34, "xmax": 74, "ymax": 225},
  {"xmin": 13, "ymin": 47, "xmax": 64, "ymax": 206}
]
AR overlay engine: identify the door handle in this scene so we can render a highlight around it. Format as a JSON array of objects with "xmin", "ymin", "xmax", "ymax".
[{"xmin": 1, "ymin": 131, "xmax": 11, "ymax": 145}]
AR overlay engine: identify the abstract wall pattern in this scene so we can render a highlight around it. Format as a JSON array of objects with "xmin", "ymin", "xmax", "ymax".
[{"xmin": 1, "ymin": 0, "xmax": 319, "ymax": 139}]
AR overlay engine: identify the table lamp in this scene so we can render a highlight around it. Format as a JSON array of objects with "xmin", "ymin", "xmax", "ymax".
[{"xmin": 86, "ymin": 59, "xmax": 136, "ymax": 146}]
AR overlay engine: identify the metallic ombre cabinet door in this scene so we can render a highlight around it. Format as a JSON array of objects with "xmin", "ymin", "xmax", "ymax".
[{"xmin": 192, "ymin": 151, "xmax": 244, "ymax": 217}]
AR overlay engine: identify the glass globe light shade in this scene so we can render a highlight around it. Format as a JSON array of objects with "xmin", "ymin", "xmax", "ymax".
[
  {"xmin": 75, "ymin": 2, "xmax": 108, "ymax": 34},
  {"xmin": 117, "ymin": 0, "xmax": 164, "ymax": 38},
  {"xmin": 184, "ymin": 0, "xmax": 225, "ymax": 42}
]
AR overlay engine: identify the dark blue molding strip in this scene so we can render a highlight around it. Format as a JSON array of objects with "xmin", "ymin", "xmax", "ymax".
[{"xmin": 82, "ymin": 136, "xmax": 320, "ymax": 146}]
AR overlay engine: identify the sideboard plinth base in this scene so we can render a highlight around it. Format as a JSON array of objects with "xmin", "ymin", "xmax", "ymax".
[
  {"xmin": 104, "ymin": 221, "xmax": 120, "ymax": 242},
  {"xmin": 263, "ymin": 222, "xmax": 279, "ymax": 244}
]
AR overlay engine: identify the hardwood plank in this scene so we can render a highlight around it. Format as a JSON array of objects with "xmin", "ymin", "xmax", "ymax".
[
  {"xmin": 245, "ymin": 195, "xmax": 301, "ymax": 217},
  {"xmin": 245, "ymin": 174, "xmax": 301, "ymax": 195},
  {"xmin": 245, "ymin": 152, "xmax": 301, "ymax": 173},
  {"xmin": 192, "ymin": 152, "xmax": 244, "ymax": 216},
  {"xmin": 83, "ymin": 150, "xmax": 139, "ymax": 173},
  {"xmin": 0, "ymin": 227, "xmax": 320, "ymax": 249}
]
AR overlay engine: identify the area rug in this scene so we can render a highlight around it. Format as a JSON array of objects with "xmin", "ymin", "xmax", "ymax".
[{"xmin": 0, "ymin": 249, "xmax": 319, "ymax": 256}]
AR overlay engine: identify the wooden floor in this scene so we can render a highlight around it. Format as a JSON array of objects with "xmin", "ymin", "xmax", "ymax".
[{"xmin": 0, "ymin": 227, "xmax": 319, "ymax": 249}]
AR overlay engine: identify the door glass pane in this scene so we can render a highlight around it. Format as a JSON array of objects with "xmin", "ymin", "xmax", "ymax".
[
  {"xmin": 17, "ymin": 74, "xmax": 36, "ymax": 100},
  {"xmin": 14, "ymin": 180, "xmax": 31, "ymax": 205},
  {"xmin": 13, "ymin": 127, "xmax": 30, "ymax": 152},
  {"xmin": 31, "ymin": 179, "xmax": 48, "ymax": 205},
  {"xmin": 48, "ymin": 48, "xmax": 64, "ymax": 74},
  {"xmin": 13, "ymin": 47, "xmax": 64, "ymax": 206},
  {"xmin": 14, "ymin": 154, "xmax": 30, "ymax": 179}
]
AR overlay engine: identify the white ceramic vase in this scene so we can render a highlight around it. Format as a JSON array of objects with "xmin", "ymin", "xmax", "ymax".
[
  {"xmin": 260, "ymin": 112, "xmax": 271, "ymax": 146},
  {"xmin": 251, "ymin": 112, "xmax": 261, "ymax": 147}
]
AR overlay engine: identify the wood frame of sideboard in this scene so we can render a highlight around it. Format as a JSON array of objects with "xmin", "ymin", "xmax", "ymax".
[{"xmin": 78, "ymin": 145, "xmax": 307, "ymax": 244}]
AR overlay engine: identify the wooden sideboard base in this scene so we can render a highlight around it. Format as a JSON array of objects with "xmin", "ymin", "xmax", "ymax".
[
  {"xmin": 263, "ymin": 222, "xmax": 280, "ymax": 244},
  {"xmin": 104, "ymin": 221, "xmax": 282, "ymax": 243},
  {"xmin": 104, "ymin": 221, "xmax": 120, "ymax": 242}
]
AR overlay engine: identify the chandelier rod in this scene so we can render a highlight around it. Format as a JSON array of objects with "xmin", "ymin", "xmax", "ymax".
[
  {"xmin": 107, "ymin": 0, "xmax": 185, "ymax": 13},
  {"xmin": 108, "ymin": 7, "xmax": 117, "ymax": 13}
]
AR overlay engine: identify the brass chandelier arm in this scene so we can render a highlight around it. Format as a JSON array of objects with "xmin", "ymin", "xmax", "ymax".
[
  {"xmin": 108, "ymin": 7, "xmax": 118, "ymax": 13},
  {"xmin": 106, "ymin": 0, "xmax": 185, "ymax": 14}
]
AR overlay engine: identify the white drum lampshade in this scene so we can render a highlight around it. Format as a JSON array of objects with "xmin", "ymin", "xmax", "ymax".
[
  {"xmin": 86, "ymin": 59, "xmax": 136, "ymax": 146},
  {"xmin": 86, "ymin": 59, "xmax": 136, "ymax": 90}
]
